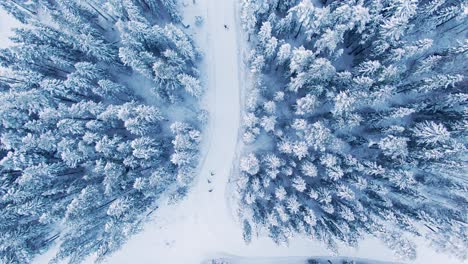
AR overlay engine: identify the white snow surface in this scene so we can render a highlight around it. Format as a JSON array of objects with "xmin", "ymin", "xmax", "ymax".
[
  {"xmin": 0, "ymin": 2, "xmax": 463, "ymax": 264},
  {"xmin": 0, "ymin": 9, "xmax": 21, "ymax": 48},
  {"xmin": 204, "ymin": 255, "xmax": 401, "ymax": 264}
]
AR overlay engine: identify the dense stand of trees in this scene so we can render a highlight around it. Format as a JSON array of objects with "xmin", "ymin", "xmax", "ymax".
[
  {"xmin": 0, "ymin": 0, "xmax": 203, "ymax": 263},
  {"xmin": 238, "ymin": 0, "xmax": 467, "ymax": 260}
]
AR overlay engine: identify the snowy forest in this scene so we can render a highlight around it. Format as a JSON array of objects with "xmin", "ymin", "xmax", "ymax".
[
  {"xmin": 0, "ymin": 0, "xmax": 466, "ymax": 263},
  {"xmin": 0, "ymin": 0, "xmax": 204, "ymax": 263},
  {"xmin": 238, "ymin": 0, "xmax": 467, "ymax": 261}
]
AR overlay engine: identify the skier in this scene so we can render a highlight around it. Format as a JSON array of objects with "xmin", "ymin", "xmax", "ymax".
[{"xmin": 224, "ymin": 24, "xmax": 229, "ymax": 30}]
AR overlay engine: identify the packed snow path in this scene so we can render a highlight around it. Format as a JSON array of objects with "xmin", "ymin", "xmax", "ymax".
[{"xmin": 107, "ymin": 0, "xmax": 246, "ymax": 262}]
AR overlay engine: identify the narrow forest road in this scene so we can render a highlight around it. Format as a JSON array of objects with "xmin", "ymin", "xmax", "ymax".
[
  {"xmin": 106, "ymin": 0, "xmax": 245, "ymax": 263},
  {"xmin": 191, "ymin": 0, "xmax": 244, "ymax": 243}
]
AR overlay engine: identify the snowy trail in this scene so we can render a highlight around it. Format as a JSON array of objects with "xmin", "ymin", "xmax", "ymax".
[{"xmin": 106, "ymin": 0, "xmax": 245, "ymax": 263}]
